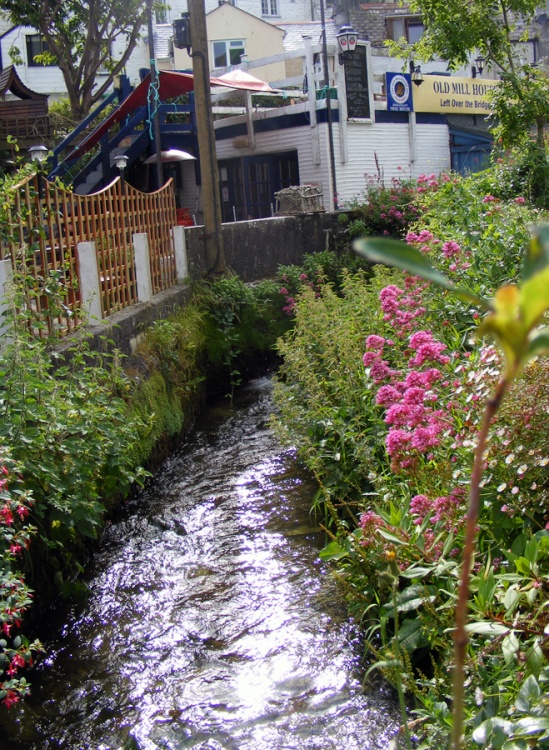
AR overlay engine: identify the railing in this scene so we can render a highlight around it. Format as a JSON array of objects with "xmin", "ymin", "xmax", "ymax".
[{"xmin": 0, "ymin": 174, "xmax": 178, "ymax": 337}]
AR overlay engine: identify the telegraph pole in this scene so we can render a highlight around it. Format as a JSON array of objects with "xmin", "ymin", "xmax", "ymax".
[
  {"xmin": 188, "ymin": 0, "xmax": 226, "ymax": 274},
  {"xmin": 147, "ymin": 0, "xmax": 163, "ymax": 190}
]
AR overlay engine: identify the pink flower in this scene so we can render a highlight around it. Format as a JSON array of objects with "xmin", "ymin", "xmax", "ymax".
[
  {"xmin": 442, "ymin": 241, "xmax": 461, "ymax": 258},
  {"xmin": 482, "ymin": 195, "xmax": 496, "ymax": 203},
  {"xmin": 515, "ymin": 196, "xmax": 525, "ymax": 204}
]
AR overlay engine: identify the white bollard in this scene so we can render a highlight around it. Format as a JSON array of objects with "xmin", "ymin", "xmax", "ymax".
[
  {"xmin": 172, "ymin": 225, "xmax": 188, "ymax": 284},
  {"xmin": 0, "ymin": 258, "xmax": 13, "ymax": 345},
  {"xmin": 76, "ymin": 241, "xmax": 102, "ymax": 325},
  {"xmin": 133, "ymin": 232, "xmax": 153, "ymax": 303}
]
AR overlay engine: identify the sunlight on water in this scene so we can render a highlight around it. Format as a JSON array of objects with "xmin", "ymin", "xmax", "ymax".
[{"xmin": 1, "ymin": 379, "xmax": 399, "ymax": 750}]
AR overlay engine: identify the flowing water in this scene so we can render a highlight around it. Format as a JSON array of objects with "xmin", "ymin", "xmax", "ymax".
[{"xmin": 2, "ymin": 378, "xmax": 399, "ymax": 750}]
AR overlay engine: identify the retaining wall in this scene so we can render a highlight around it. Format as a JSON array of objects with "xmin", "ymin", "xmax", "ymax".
[{"xmin": 59, "ymin": 212, "xmax": 334, "ymax": 358}]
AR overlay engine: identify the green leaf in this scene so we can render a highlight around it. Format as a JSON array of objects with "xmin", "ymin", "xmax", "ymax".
[
  {"xmin": 383, "ymin": 585, "xmax": 436, "ymax": 615},
  {"xmin": 465, "ymin": 621, "xmax": 510, "ymax": 636},
  {"xmin": 515, "ymin": 675, "xmax": 541, "ymax": 713},
  {"xmin": 502, "ymin": 631, "xmax": 520, "ymax": 664},
  {"xmin": 397, "ymin": 617, "xmax": 429, "ymax": 653},
  {"xmin": 525, "ymin": 329, "xmax": 549, "ymax": 360},
  {"xmin": 353, "ymin": 236, "xmax": 490, "ymax": 309},
  {"xmin": 522, "ymin": 225, "xmax": 549, "ymax": 280},
  {"xmin": 376, "ymin": 528, "xmax": 407, "ymax": 545},
  {"xmin": 399, "ymin": 565, "xmax": 435, "ymax": 579},
  {"xmin": 319, "ymin": 540, "xmax": 349, "ymax": 561}
]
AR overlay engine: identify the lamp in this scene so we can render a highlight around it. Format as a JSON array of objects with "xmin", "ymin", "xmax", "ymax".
[
  {"xmin": 336, "ymin": 25, "xmax": 358, "ymax": 65},
  {"xmin": 29, "ymin": 144, "xmax": 48, "ymax": 163},
  {"xmin": 29, "ymin": 144, "xmax": 48, "ymax": 199},
  {"xmin": 409, "ymin": 61, "xmax": 424, "ymax": 86},
  {"xmin": 472, "ymin": 55, "xmax": 485, "ymax": 78},
  {"xmin": 114, "ymin": 153, "xmax": 129, "ymax": 192}
]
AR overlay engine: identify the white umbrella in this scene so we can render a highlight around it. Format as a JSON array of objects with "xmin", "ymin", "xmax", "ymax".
[
  {"xmin": 212, "ymin": 69, "xmax": 279, "ymax": 93},
  {"xmin": 144, "ymin": 149, "xmax": 196, "ymax": 163}
]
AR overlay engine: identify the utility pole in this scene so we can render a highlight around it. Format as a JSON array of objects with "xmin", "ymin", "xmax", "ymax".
[
  {"xmin": 188, "ymin": 0, "xmax": 226, "ymax": 274},
  {"xmin": 147, "ymin": 0, "xmax": 163, "ymax": 190},
  {"xmin": 319, "ymin": 0, "xmax": 338, "ymax": 211}
]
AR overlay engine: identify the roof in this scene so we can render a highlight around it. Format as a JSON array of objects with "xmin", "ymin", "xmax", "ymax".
[
  {"xmin": 0, "ymin": 65, "xmax": 48, "ymax": 100},
  {"xmin": 69, "ymin": 69, "xmax": 277, "ymax": 160},
  {"xmin": 275, "ymin": 20, "xmax": 337, "ymax": 52}
]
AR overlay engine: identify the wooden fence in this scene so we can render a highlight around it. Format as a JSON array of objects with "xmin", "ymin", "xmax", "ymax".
[{"xmin": 0, "ymin": 174, "xmax": 178, "ymax": 337}]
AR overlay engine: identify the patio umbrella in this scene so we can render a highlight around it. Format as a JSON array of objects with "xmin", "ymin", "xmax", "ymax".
[{"xmin": 144, "ymin": 149, "xmax": 196, "ymax": 163}]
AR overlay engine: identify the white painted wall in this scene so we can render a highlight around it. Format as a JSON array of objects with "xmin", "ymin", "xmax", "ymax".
[
  {"xmin": 213, "ymin": 98, "xmax": 451, "ymax": 211},
  {"xmin": 0, "ymin": 25, "xmax": 67, "ymax": 96}
]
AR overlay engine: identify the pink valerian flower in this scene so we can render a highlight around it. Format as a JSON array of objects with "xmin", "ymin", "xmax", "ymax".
[
  {"xmin": 379, "ymin": 282, "xmax": 427, "ymax": 337},
  {"xmin": 359, "ymin": 510, "xmax": 385, "ymax": 547},
  {"xmin": 515, "ymin": 196, "xmax": 526, "ymax": 204},
  {"xmin": 442, "ymin": 240, "xmax": 461, "ymax": 258},
  {"xmin": 482, "ymin": 194, "xmax": 497, "ymax": 203},
  {"xmin": 408, "ymin": 331, "xmax": 451, "ymax": 367}
]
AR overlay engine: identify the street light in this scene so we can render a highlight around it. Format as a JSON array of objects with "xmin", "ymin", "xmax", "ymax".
[
  {"xmin": 29, "ymin": 144, "xmax": 48, "ymax": 199},
  {"xmin": 409, "ymin": 61, "xmax": 424, "ymax": 86},
  {"xmin": 335, "ymin": 25, "xmax": 358, "ymax": 66},
  {"xmin": 114, "ymin": 153, "xmax": 129, "ymax": 192}
]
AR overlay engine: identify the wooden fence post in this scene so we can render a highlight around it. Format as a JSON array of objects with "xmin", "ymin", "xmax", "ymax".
[
  {"xmin": 76, "ymin": 241, "xmax": 103, "ymax": 325},
  {"xmin": 133, "ymin": 232, "xmax": 153, "ymax": 303},
  {"xmin": 172, "ymin": 225, "xmax": 188, "ymax": 284}
]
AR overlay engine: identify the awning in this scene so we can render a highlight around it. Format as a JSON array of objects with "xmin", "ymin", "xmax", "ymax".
[{"xmin": 68, "ymin": 69, "xmax": 274, "ymax": 161}]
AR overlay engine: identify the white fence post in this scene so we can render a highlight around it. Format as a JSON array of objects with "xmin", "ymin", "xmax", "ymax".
[
  {"xmin": 76, "ymin": 241, "xmax": 102, "ymax": 325},
  {"xmin": 0, "ymin": 258, "xmax": 13, "ymax": 345},
  {"xmin": 133, "ymin": 232, "xmax": 153, "ymax": 303},
  {"xmin": 172, "ymin": 225, "xmax": 188, "ymax": 284}
]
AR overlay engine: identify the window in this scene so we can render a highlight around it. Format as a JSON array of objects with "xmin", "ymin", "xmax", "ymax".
[
  {"xmin": 212, "ymin": 39, "xmax": 245, "ymax": 68},
  {"xmin": 26, "ymin": 34, "xmax": 55, "ymax": 66},
  {"xmin": 155, "ymin": 7, "xmax": 168, "ymax": 23},
  {"xmin": 386, "ymin": 16, "xmax": 424, "ymax": 44},
  {"xmin": 261, "ymin": 0, "xmax": 279, "ymax": 16}
]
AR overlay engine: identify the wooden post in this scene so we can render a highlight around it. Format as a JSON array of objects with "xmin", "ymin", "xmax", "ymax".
[{"xmin": 188, "ymin": 0, "xmax": 226, "ymax": 274}]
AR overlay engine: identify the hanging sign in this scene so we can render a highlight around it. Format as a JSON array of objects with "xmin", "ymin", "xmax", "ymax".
[
  {"xmin": 386, "ymin": 72, "xmax": 413, "ymax": 112},
  {"xmin": 412, "ymin": 74, "xmax": 499, "ymax": 114}
]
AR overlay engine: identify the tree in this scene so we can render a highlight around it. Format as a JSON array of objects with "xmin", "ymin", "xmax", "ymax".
[
  {"xmin": 3, "ymin": 0, "xmax": 160, "ymax": 120},
  {"xmin": 386, "ymin": 0, "xmax": 549, "ymax": 147}
]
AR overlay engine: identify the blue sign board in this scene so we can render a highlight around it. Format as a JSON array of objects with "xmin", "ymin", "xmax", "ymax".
[{"xmin": 386, "ymin": 72, "xmax": 413, "ymax": 112}]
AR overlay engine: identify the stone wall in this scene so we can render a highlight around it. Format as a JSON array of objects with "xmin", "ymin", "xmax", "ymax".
[
  {"xmin": 63, "ymin": 212, "xmax": 335, "ymax": 358},
  {"xmin": 184, "ymin": 212, "xmax": 334, "ymax": 282}
]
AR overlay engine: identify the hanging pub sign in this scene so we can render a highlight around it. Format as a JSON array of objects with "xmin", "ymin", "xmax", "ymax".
[
  {"xmin": 412, "ymin": 74, "xmax": 499, "ymax": 114},
  {"xmin": 386, "ymin": 72, "xmax": 413, "ymax": 112}
]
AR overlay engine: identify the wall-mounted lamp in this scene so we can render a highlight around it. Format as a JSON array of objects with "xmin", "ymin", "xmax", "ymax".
[
  {"xmin": 471, "ymin": 55, "xmax": 485, "ymax": 78},
  {"xmin": 336, "ymin": 25, "xmax": 358, "ymax": 65},
  {"xmin": 409, "ymin": 61, "xmax": 424, "ymax": 86}
]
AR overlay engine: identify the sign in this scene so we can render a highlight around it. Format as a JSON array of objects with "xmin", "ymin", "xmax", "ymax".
[
  {"xmin": 412, "ymin": 74, "xmax": 498, "ymax": 114},
  {"xmin": 344, "ymin": 44, "xmax": 373, "ymax": 120},
  {"xmin": 386, "ymin": 72, "xmax": 413, "ymax": 112}
]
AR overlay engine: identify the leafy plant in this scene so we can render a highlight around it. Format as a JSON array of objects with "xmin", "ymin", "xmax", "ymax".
[{"xmin": 354, "ymin": 223, "xmax": 549, "ymax": 749}]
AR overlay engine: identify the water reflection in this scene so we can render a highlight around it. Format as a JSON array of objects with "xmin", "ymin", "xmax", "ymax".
[{"xmin": 2, "ymin": 378, "xmax": 398, "ymax": 749}]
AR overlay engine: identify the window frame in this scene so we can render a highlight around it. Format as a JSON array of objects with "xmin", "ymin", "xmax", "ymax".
[
  {"xmin": 261, "ymin": 0, "xmax": 279, "ymax": 17},
  {"xmin": 385, "ymin": 15, "xmax": 424, "ymax": 44},
  {"xmin": 25, "ymin": 33, "xmax": 55, "ymax": 67},
  {"xmin": 212, "ymin": 39, "xmax": 246, "ymax": 68}
]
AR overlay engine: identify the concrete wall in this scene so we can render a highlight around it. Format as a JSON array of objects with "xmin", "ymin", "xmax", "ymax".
[
  {"xmin": 185, "ymin": 212, "xmax": 333, "ymax": 280},
  {"xmin": 63, "ymin": 212, "xmax": 332, "ymax": 358}
]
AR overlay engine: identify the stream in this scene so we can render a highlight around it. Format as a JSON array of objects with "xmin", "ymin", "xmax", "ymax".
[{"xmin": 2, "ymin": 377, "xmax": 399, "ymax": 750}]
